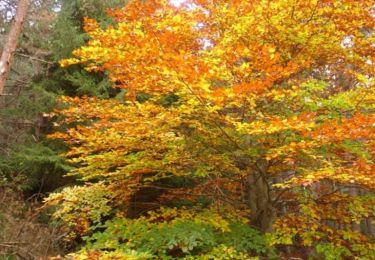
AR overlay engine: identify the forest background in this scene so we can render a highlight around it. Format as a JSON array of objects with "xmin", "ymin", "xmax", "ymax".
[{"xmin": 0, "ymin": 0, "xmax": 374, "ymax": 259}]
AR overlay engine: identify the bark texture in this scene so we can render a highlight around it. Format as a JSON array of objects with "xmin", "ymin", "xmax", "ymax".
[
  {"xmin": 246, "ymin": 161, "xmax": 276, "ymax": 232},
  {"xmin": 0, "ymin": 0, "xmax": 29, "ymax": 95}
]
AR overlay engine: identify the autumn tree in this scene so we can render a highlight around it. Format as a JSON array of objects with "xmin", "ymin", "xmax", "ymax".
[{"xmin": 48, "ymin": 0, "xmax": 375, "ymax": 258}]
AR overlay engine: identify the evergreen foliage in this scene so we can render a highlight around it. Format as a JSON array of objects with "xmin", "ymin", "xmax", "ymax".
[{"xmin": 0, "ymin": 0, "xmax": 127, "ymax": 192}]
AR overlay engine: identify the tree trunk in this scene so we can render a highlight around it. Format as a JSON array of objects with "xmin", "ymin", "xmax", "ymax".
[
  {"xmin": 349, "ymin": 186, "xmax": 361, "ymax": 232},
  {"xmin": 246, "ymin": 166, "xmax": 276, "ymax": 232},
  {"xmin": 0, "ymin": 0, "xmax": 30, "ymax": 95}
]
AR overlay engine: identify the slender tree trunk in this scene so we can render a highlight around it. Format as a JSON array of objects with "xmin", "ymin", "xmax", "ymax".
[
  {"xmin": 0, "ymin": 0, "xmax": 30, "ymax": 95},
  {"xmin": 349, "ymin": 187, "xmax": 361, "ymax": 232},
  {"xmin": 246, "ymin": 161, "xmax": 276, "ymax": 232}
]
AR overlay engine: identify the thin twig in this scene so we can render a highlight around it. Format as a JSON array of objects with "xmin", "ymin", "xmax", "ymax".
[{"xmin": 15, "ymin": 52, "xmax": 54, "ymax": 64}]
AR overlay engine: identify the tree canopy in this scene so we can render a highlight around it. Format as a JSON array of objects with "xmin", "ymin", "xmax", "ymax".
[{"xmin": 45, "ymin": 0, "xmax": 374, "ymax": 258}]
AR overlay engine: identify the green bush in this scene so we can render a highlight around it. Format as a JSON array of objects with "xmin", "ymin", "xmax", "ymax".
[{"xmin": 70, "ymin": 208, "xmax": 274, "ymax": 259}]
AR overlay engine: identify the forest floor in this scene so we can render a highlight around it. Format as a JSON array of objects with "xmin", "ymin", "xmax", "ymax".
[{"xmin": 0, "ymin": 187, "xmax": 64, "ymax": 259}]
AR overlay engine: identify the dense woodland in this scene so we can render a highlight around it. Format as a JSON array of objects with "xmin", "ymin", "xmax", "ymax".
[{"xmin": 0, "ymin": 0, "xmax": 374, "ymax": 259}]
